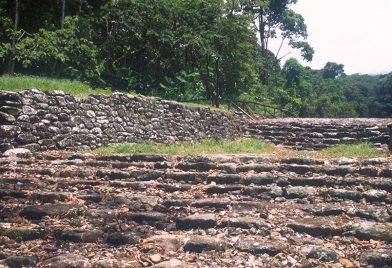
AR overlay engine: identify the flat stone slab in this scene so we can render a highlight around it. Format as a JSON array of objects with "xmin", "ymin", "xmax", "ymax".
[
  {"xmin": 347, "ymin": 222, "xmax": 392, "ymax": 242},
  {"xmin": 307, "ymin": 247, "xmax": 339, "ymax": 262},
  {"xmin": 361, "ymin": 249, "xmax": 392, "ymax": 267},
  {"xmin": 183, "ymin": 236, "xmax": 229, "ymax": 253},
  {"xmin": 286, "ymin": 186, "xmax": 315, "ymax": 199},
  {"xmin": 287, "ymin": 218, "xmax": 345, "ymax": 236},
  {"xmin": 176, "ymin": 214, "xmax": 217, "ymax": 230},
  {"xmin": 235, "ymin": 240, "xmax": 287, "ymax": 256},
  {"xmin": 42, "ymin": 254, "xmax": 90, "ymax": 268},
  {"xmin": 20, "ymin": 204, "xmax": 82, "ymax": 220},
  {"xmin": 106, "ymin": 231, "xmax": 139, "ymax": 246},
  {"xmin": 1, "ymin": 256, "xmax": 37, "ymax": 268},
  {"xmin": 220, "ymin": 217, "xmax": 270, "ymax": 230},
  {"xmin": 56, "ymin": 229, "xmax": 104, "ymax": 243}
]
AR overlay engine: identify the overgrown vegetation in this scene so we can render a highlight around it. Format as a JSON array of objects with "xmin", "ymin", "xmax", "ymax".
[
  {"xmin": 0, "ymin": 74, "xmax": 112, "ymax": 95},
  {"xmin": 93, "ymin": 139, "xmax": 276, "ymax": 155},
  {"xmin": 0, "ymin": 0, "xmax": 391, "ymax": 117}
]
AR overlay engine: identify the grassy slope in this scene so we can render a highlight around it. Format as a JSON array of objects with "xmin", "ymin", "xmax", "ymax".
[
  {"xmin": 0, "ymin": 75, "xmax": 224, "ymax": 110},
  {"xmin": 93, "ymin": 138, "xmax": 277, "ymax": 155},
  {"xmin": 0, "ymin": 74, "xmax": 112, "ymax": 96},
  {"xmin": 285, "ymin": 142, "xmax": 385, "ymax": 159},
  {"xmin": 93, "ymin": 140, "xmax": 385, "ymax": 158}
]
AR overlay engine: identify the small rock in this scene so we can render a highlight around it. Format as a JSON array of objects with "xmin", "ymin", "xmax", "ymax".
[
  {"xmin": 106, "ymin": 232, "xmax": 139, "ymax": 246},
  {"xmin": 286, "ymin": 186, "xmax": 315, "ymax": 199},
  {"xmin": 307, "ymin": 247, "xmax": 339, "ymax": 262},
  {"xmin": 2, "ymin": 255, "xmax": 37, "ymax": 268},
  {"xmin": 235, "ymin": 240, "xmax": 286, "ymax": 256},
  {"xmin": 149, "ymin": 254, "xmax": 161, "ymax": 264},
  {"xmin": 148, "ymin": 235, "xmax": 183, "ymax": 252},
  {"xmin": 42, "ymin": 254, "xmax": 89, "ymax": 268},
  {"xmin": 363, "ymin": 189, "xmax": 387, "ymax": 202},
  {"xmin": 0, "ymin": 112, "xmax": 15, "ymax": 123},
  {"xmin": 3, "ymin": 148, "xmax": 32, "ymax": 159},
  {"xmin": 22, "ymin": 106, "xmax": 37, "ymax": 115},
  {"xmin": 152, "ymin": 259, "xmax": 182, "ymax": 268}
]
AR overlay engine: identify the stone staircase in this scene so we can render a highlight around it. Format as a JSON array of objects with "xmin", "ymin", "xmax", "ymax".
[
  {"xmin": 0, "ymin": 152, "xmax": 391, "ymax": 267},
  {"xmin": 246, "ymin": 118, "xmax": 392, "ymax": 150}
]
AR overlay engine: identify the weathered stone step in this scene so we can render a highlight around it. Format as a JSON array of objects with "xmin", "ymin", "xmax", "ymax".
[
  {"xmin": 287, "ymin": 218, "xmax": 392, "ymax": 242},
  {"xmin": 0, "ymin": 224, "xmax": 48, "ymax": 241},
  {"xmin": 56, "ymin": 229, "xmax": 104, "ymax": 243},
  {"xmin": 96, "ymin": 153, "xmax": 170, "ymax": 163},
  {"xmin": 20, "ymin": 204, "xmax": 84, "ymax": 220}
]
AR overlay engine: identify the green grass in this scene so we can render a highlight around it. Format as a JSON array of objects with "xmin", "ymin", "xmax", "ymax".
[
  {"xmin": 319, "ymin": 142, "xmax": 385, "ymax": 158},
  {"xmin": 285, "ymin": 142, "xmax": 385, "ymax": 159},
  {"xmin": 93, "ymin": 138, "xmax": 276, "ymax": 155},
  {"xmin": 0, "ymin": 74, "xmax": 112, "ymax": 96}
]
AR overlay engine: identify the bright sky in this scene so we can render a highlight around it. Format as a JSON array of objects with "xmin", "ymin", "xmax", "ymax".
[{"xmin": 270, "ymin": 0, "xmax": 392, "ymax": 75}]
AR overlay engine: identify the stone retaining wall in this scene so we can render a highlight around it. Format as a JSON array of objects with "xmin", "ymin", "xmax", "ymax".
[
  {"xmin": 0, "ymin": 89, "xmax": 243, "ymax": 152},
  {"xmin": 246, "ymin": 118, "xmax": 392, "ymax": 150}
]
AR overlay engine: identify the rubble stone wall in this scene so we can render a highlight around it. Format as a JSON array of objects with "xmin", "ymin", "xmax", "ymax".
[
  {"xmin": 0, "ymin": 89, "xmax": 243, "ymax": 152},
  {"xmin": 246, "ymin": 118, "xmax": 392, "ymax": 151}
]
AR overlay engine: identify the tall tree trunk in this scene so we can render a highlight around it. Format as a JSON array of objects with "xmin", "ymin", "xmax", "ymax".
[
  {"xmin": 204, "ymin": 56, "xmax": 212, "ymax": 105},
  {"xmin": 8, "ymin": 0, "xmax": 19, "ymax": 74},
  {"xmin": 258, "ymin": 7, "xmax": 265, "ymax": 56},
  {"xmin": 258, "ymin": 7, "xmax": 270, "ymax": 84},
  {"xmin": 77, "ymin": 0, "xmax": 84, "ymax": 15},
  {"xmin": 61, "ymin": 0, "xmax": 66, "ymax": 29},
  {"xmin": 215, "ymin": 57, "xmax": 219, "ymax": 108}
]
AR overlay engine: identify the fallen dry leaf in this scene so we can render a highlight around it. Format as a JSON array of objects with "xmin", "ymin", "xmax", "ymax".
[{"xmin": 340, "ymin": 258, "xmax": 354, "ymax": 268}]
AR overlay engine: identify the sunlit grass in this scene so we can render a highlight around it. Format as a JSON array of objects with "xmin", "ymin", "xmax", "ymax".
[
  {"xmin": 284, "ymin": 142, "xmax": 385, "ymax": 159},
  {"xmin": 92, "ymin": 138, "xmax": 277, "ymax": 155},
  {"xmin": 0, "ymin": 74, "xmax": 112, "ymax": 96},
  {"xmin": 319, "ymin": 142, "xmax": 385, "ymax": 158}
]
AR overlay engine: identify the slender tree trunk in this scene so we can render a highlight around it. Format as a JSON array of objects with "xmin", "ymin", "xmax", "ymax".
[
  {"xmin": 258, "ymin": 7, "xmax": 265, "ymax": 56},
  {"xmin": 8, "ymin": 0, "xmax": 19, "ymax": 74},
  {"xmin": 215, "ymin": 57, "xmax": 219, "ymax": 108},
  {"xmin": 204, "ymin": 56, "xmax": 212, "ymax": 106},
  {"xmin": 77, "ymin": 0, "xmax": 84, "ymax": 15},
  {"xmin": 61, "ymin": 0, "xmax": 66, "ymax": 29}
]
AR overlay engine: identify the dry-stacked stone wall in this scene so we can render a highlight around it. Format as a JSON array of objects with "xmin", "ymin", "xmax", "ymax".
[
  {"xmin": 246, "ymin": 118, "xmax": 392, "ymax": 150},
  {"xmin": 0, "ymin": 89, "xmax": 243, "ymax": 153}
]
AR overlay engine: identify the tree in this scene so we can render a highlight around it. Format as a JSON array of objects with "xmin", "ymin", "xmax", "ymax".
[
  {"xmin": 322, "ymin": 62, "xmax": 345, "ymax": 79},
  {"xmin": 61, "ymin": 0, "xmax": 66, "ymax": 29},
  {"xmin": 239, "ymin": 0, "xmax": 313, "ymax": 84},
  {"xmin": 8, "ymin": 0, "xmax": 19, "ymax": 74},
  {"xmin": 282, "ymin": 57, "xmax": 303, "ymax": 87},
  {"xmin": 374, "ymin": 73, "xmax": 392, "ymax": 117}
]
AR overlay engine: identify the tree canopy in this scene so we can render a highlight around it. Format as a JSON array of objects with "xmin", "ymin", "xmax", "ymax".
[{"xmin": 0, "ymin": 0, "xmax": 391, "ymax": 117}]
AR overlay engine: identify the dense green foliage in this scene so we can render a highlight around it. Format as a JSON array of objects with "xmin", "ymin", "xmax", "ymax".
[{"xmin": 0, "ymin": 0, "xmax": 391, "ymax": 117}]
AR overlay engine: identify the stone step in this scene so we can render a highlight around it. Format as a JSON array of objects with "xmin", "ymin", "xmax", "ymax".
[{"xmin": 0, "ymin": 151, "xmax": 391, "ymax": 267}]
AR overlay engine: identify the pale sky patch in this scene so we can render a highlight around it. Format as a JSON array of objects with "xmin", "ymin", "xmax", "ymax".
[{"xmin": 269, "ymin": 0, "xmax": 392, "ymax": 75}]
